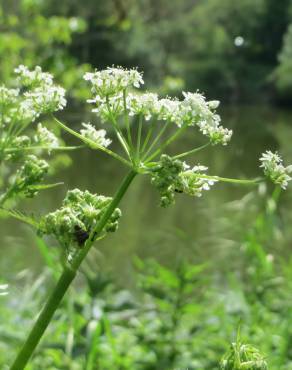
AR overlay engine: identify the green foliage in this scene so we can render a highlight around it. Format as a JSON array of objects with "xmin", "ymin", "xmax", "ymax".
[
  {"xmin": 3, "ymin": 184, "xmax": 292, "ymax": 369},
  {"xmin": 2, "ymin": 155, "xmax": 49, "ymax": 201},
  {"xmin": 0, "ymin": 0, "xmax": 89, "ymax": 98},
  {"xmin": 274, "ymin": 24, "xmax": 292, "ymax": 98},
  {"xmin": 1, "ymin": 225, "xmax": 292, "ymax": 369},
  {"xmin": 57, "ymin": 0, "xmax": 290, "ymax": 101},
  {"xmin": 221, "ymin": 339, "xmax": 268, "ymax": 369},
  {"xmin": 1, "ymin": 0, "xmax": 292, "ymax": 101}
]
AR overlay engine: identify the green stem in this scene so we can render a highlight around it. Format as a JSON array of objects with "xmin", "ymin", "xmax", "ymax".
[
  {"xmin": 135, "ymin": 114, "xmax": 143, "ymax": 161},
  {"xmin": 123, "ymin": 89, "xmax": 133, "ymax": 151},
  {"xmin": 4, "ymin": 146, "xmax": 83, "ymax": 153},
  {"xmin": 10, "ymin": 267, "xmax": 76, "ymax": 370},
  {"xmin": 142, "ymin": 120, "xmax": 170, "ymax": 161},
  {"xmin": 105, "ymin": 96, "xmax": 131, "ymax": 158},
  {"xmin": 141, "ymin": 120, "xmax": 154, "ymax": 153},
  {"xmin": 145, "ymin": 122, "xmax": 188, "ymax": 162},
  {"xmin": 173, "ymin": 142, "xmax": 210, "ymax": 159},
  {"xmin": 54, "ymin": 117, "xmax": 131, "ymax": 168},
  {"xmin": 10, "ymin": 170, "xmax": 137, "ymax": 370},
  {"xmin": 200, "ymin": 174, "xmax": 262, "ymax": 185}
]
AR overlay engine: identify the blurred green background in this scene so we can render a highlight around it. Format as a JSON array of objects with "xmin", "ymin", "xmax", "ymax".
[
  {"xmin": 2, "ymin": 0, "xmax": 292, "ymax": 102},
  {"xmin": 0, "ymin": 0, "xmax": 292, "ymax": 369}
]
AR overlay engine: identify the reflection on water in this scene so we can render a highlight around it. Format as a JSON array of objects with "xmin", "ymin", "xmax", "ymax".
[{"xmin": 1, "ymin": 105, "xmax": 292, "ymax": 282}]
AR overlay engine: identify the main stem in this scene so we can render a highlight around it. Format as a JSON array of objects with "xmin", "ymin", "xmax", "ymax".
[{"xmin": 10, "ymin": 170, "xmax": 137, "ymax": 370}]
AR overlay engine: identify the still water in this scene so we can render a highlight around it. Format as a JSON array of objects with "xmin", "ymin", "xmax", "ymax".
[{"xmin": 1, "ymin": 105, "xmax": 292, "ymax": 283}]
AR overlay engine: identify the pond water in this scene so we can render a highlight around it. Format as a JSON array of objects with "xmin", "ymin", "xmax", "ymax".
[{"xmin": 1, "ymin": 105, "xmax": 292, "ymax": 284}]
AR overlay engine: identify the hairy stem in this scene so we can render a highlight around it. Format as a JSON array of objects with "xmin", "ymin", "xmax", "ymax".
[{"xmin": 10, "ymin": 170, "xmax": 137, "ymax": 370}]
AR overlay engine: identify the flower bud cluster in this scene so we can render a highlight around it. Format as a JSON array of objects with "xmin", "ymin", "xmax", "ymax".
[
  {"xmin": 39, "ymin": 189, "xmax": 122, "ymax": 249},
  {"xmin": 151, "ymin": 155, "xmax": 185, "ymax": 207},
  {"xmin": 151, "ymin": 155, "xmax": 214, "ymax": 207},
  {"xmin": 220, "ymin": 342, "xmax": 267, "ymax": 370},
  {"xmin": 84, "ymin": 67, "xmax": 231, "ymax": 146},
  {"xmin": 80, "ymin": 123, "xmax": 111, "ymax": 148},
  {"xmin": 10, "ymin": 155, "xmax": 49, "ymax": 198},
  {"xmin": 260, "ymin": 150, "xmax": 292, "ymax": 189}
]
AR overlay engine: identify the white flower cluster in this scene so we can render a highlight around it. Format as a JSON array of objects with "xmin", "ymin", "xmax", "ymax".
[
  {"xmin": 84, "ymin": 67, "xmax": 232, "ymax": 146},
  {"xmin": 14, "ymin": 65, "xmax": 66, "ymax": 116},
  {"xmin": 15, "ymin": 65, "xmax": 53, "ymax": 87},
  {"xmin": 260, "ymin": 150, "xmax": 292, "ymax": 189},
  {"xmin": 0, "ymin": 66, "xmax": 66, "ymax": 127},
  {"xmin": 84, "ymin": 67, "xmax": 144, "ymax": 98},
  {"xmin": 89, "ymin": 94, "xmax": 124, "ymax": 122},
  {"xmin": 24, "ymin": 85, "xmax": 66, "ymax": 113},
  {"xmin": 155, "ymin": 97, "xmax": 181, "ymax": 123},
  {"xmin": 0, "ymin": 86, "xmax": 19, "ymax": 106},
  {"xmin": 80, "ymin": 123, "xmax": 112, "ymax": 148},
  {"xmin": 127, "ymin": 92, "xmax": 159, "ymax": 121},
  {"xmin": 34, "ymin": 123, "xmax": 59, "ymax": 149},
  {"xmin": 179, "ymin": 165, "xmax": 217, "ymax": 197},
  {"xmin": 181, "ymin": 92, "xmax": 232, "ymax": 145}
]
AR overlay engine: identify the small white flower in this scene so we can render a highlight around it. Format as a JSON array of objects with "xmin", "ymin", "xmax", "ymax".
[
  {"xmin": 80, "ymin": 123, "xmax": 111, "ymax": 148},
  {"xmin": 34, "ymin": 123, "xmax": 59, "ymax": 149},
  {"xmin": 179, "ymin": 165, "xmax": 217, "ymax": 197},
  {"xmin": 155, "ymin": 98, "xmax": 182, "ymax": 124},
  {"xmin": 260, "ymin": 150, "xmax": 292, "ymax": 189},
  {"xmin": 17, "ymin": 99, "xmax": 39, "ymax": 122}
]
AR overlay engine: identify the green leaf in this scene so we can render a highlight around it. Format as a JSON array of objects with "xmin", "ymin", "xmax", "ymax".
[
  {"xmin": 0, "ymin": 208, "xmax": 39, "ymax": 228},
  {"xmin": 28, "ymin": 182, "xmax": 64, "ymax": 191}
]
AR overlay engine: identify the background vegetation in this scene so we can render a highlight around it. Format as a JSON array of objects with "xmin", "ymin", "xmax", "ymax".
[{"xmin": 2, "ymin": 0, "xmax": 292, "ymax": 101}]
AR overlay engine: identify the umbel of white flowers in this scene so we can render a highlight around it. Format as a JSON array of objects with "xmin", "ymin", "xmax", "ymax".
[
  {"xmin": 14, "ymin": 65, "xmax": 66, "ymax": 115},
  {"xmin": 0, "ymin": 66, "xmax": 68, "ymax": 205},
  {"xmin": 260, "ymin": 150, "xmax": 292, "ymax": 189},
  {"xmin": 83, "ymin": 67, "xmax": 233, "ymax": 145}
]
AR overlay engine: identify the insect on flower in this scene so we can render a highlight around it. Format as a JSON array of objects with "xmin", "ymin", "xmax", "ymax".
[{"xmin": 74, "ymin": 225, "xmax": 89, "ymax": 247}]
